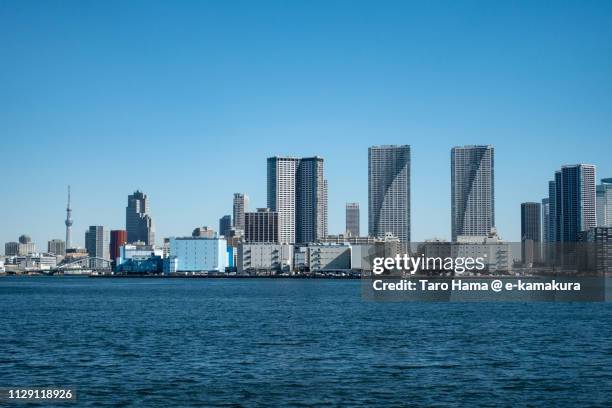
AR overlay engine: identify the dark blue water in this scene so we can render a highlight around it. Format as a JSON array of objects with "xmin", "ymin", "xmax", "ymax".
[{"xmin": 1, "ymin": 277, "xmax": 611, "ymax": 407}]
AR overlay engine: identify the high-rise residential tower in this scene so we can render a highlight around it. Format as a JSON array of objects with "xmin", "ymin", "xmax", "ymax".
[
  {"xmin": 346, "ymin": 202, "xmax": 360, "ymax": 237},
  {"xmin": 296, "ymin": 157, "xmax": 328, "ymax": 244},
  {"xmin": 560, "ymin": 164, "xmax": 596, "ymax": 242},
  {"xmin": 542, "ymin": 198, "xmax": 550, "ymax": 243},
  {"xmin": 541, "ymin": 197, "xmax": 551, "ymax": 261},
  {"xmin": 233, "ymin": 193, "xmax": 249, "ymax": 231},
  {"xmin": 451, "ymin": 145, "xmax": 494, "ymax": 241},
  {"xmin": 65, "ymin": 185, "xmax": 73, "ymax": 249},
  {"xmin": 547, "ymin": 165, "xmax": 597, "ymax": 242},
  {"xmin": 268, "ymin": 157, "xmax": 298, "ymax": 244},
  {"xmin": 596, "ymin": 178, "xmax": 612, "ymax": 227},
  {"xmin": 368, "ymin": 145, "xmax": 411, "ymax": 243},
  {"xmin": 547, "ymin": 179, "xmax": 558, "ymax": 243},
  {"xmin": 267, "ymin": 156, "xmax": 328, "ymax": 244},
  {"xmin": 126, "ymin": 190, "xmax": 155, "ymax": 245}
]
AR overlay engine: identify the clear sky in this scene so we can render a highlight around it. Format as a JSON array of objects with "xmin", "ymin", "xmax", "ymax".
[{"xmin": 1, "ymin": 0, "xmax": 611, "ymax": 251}]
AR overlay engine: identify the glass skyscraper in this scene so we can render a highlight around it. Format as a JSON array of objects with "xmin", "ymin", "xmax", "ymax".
[{"xmin": 125, "ymin": 190, "xmax": 155, "ymax": 245}]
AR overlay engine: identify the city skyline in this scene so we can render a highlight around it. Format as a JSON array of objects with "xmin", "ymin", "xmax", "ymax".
[
  {"xmin": 2, "ymin": 144, "xmax": 608, "ymax": 253},
  {"xmin": 2, "ymin": 2, "xmax": 612, "ymax": 250}
]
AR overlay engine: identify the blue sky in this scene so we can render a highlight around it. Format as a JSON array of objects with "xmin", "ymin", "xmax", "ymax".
[{"xmin": 1, "ymin": 0, "xmax": 611, "ymax": 251}]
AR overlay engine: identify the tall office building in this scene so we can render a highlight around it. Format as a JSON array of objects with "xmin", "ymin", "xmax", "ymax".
[
  {"xmin": 126, "ymin": 190, "xmax": 155, "ymax": 245},
  {"xmin": 245, "ymin": 208, "xmax": 279, "ymax": 243},
  {"xmin": 48, "ymin": 239, "xmax": 66, "ymax": 256},
  {"xmin": 521, "ymin": 202, "xmax": 541, "ymax": 264},
  {"xmin": 85, "ymin": 226, "xmax": 110, "ymax": 267},
  {"xmin": 596, "ymin": 178, "xmax": 612, "ymax": 227},
  {"xmin": 233, "ymin": 193, "xmax": 249, "ymax": 231},
  {"xmin": 451, "ymin": 145, "xmax": 494, "ymax": 241},
  {"xmin": 219, "ymin": 215, "xmax": 232, "ymax": 238},
  {"xmin": 110, "ymin": 230, "xmax": 127, "ymax": 263},
  {"xmin": 346, "ymin": 202, "xmax": 360, "ymax": 237},
  {"xmin": 368, "ymin": 145, "xmax": 411, "ymax": 243},
  {"xmin": 267, "ymin": 156, "xmax": 328, "ymax": 244},
  {"xmin": 65, "ymin": 185, "xmax": 73, "ymax": 249}
]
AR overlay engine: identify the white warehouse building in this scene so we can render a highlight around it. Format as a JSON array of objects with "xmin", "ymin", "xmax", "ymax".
[{"xmin": 165, "ymin": 237, "xmax": 228, "ymax": 273}]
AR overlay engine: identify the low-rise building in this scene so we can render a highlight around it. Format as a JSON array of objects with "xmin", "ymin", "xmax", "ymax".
[
  {"xmin": 307, "ymin": 243, "xmax": 351, "ymax": 272},
  {"xmin": 322, "ymin": 233, "xmax": 401, "ymax": 272},
  {"xmin": 237, "ymin": 243, "xmax": 293, "ymax": 274},
  {"xmin": 4, "ymin": 253, "xmax": 57, "ymax": 272},
  {"xmin": 64, "ymin": 247, "xmax": 88, "ymax": 263},
  {"xmin": 579, "ymin": 226, "xmax": 612, "ymax": 275},
  {"xmin": 454, "ymin": 231, "xmax": 512, "ymax": 274},
  {"xmin": 116, "ymin": 243, "xmax": 163, "ymax": 274}
]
